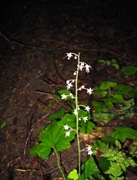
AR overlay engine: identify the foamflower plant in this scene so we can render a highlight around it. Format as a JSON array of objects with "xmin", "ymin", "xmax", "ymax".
[
  {"xmin": 65, "ymin": 52, "xmax": 94, "ymax": 175},
  {"xmin": 30, "ymin": 53, "xmax": 137, "ymax": 180}
]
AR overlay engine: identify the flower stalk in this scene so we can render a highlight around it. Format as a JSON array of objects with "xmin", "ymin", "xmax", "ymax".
[{"xmin": 75, "ymin": 52, "xmax": 81, "ymax": 175}]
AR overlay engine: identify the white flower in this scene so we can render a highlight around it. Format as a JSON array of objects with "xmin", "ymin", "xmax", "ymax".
[
  {"xmin": 79, "ymin": 62, "xmax": 85, "ymax": 71},
  {"xmin": 66, "ymin": 53, "xmax": 72, "ymax": 60},
  {"xmin": 61, "ymin": 94, "xmax": 67, "ymax": 100},
  {"xmin": 85, "ymin": 64, "xmax": 91, "ymax": 73},
  {"xmin": 83, "ymin": 116, "xmax": 88, "ymax": 122},
  {"xmin": 85, "ymin": 106, "xmax": 90, "ymax": 112},
  {"xmin": 67, "ymin": 83, "xmax": 73, "ymax": 89},
  {"xmin": 88, "ymin": 150, "xmax": 93, "ymax": 155},
  {"xmin": 87, "ymin": 146, "xmax": 93, "ymax": 155},
  {"xmin": 73, "ymin": 109, "xmax": 78, "ymax": 115},
  {"xmin": 73, "ymin": 71, "xmax": 77, "ymax": 76},
  {"xmin": 66, "ymin": 80, "xmax": 70, "ymax": 84},
  {"xmin": 87, "ymin": 146, "xmax": 92, "ymax": 151},
  {"xmin": 87, "ymin": 88, "xmax": 93, "ymax": 95},
  {"xmin": 66, "ymin": 131, "xmax": 70, "ymax": 137},
  {"xmin": 64, "ymin": 125, "xmax": 69, "ymax": 130}
]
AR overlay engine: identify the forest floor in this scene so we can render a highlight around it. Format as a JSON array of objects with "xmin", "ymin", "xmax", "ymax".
[{"xmin": 0, "ymin": 1, "xmax": 137, "ymax": 179}]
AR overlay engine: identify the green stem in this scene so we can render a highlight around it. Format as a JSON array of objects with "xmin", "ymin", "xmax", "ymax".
[
  {"xmin": 53, "ymin": 147, "xmax": 66, "ymax": 180},
  {"xmin": 75, "ymin": 52, "xmax": 81, "ymax": 175}
]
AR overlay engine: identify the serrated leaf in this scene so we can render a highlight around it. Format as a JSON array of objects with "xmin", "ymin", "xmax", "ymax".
[
  {"xmin": 112, "ymin": 94, "xmax": 124, "ymax": 103},
  {"xmin": 30, "ymin": 142, "xmax": 51, "ymax": 159},
  {"xmin": 112, "ymin": 127, "xmax": 137, "ymax": 142},
  {"xmin": 30, "ymin": 122, "xmax": 76, "ymax": 159},
  {"xmin": 105, "ymin": 162, "xmax": 123, "ymax": 177},
  {"xmin": 39, "ymin": 122, "xmax": 76, "ymax": 151}
]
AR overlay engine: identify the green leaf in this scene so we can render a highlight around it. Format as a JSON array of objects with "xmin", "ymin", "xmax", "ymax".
[
  {"xmin": 122, "ymin": 66, "xmax": 137, "ymax": 76},
  {"xmin": 112, "ymin": 94, "xmax": 125, "ymax": 103},
  {"xmin": 92, "ymin": 101, "xmax": 108, "ymax": 113},
  {"xmin": 30, "ymin": 142, "xmax": 51, "ymax": 159},
  {"xmin": 81, "ymin": 157, "xmax": 104, "ymax": 179},
  {"xmin": 114, "ymin": 84, "xmax": 136, "ymax": 96},
  {"xmin": 49, "ymin": 108, "xmax": 66, "ymax": 121},
  {"xmin": 93, "ymin": 140, "xmax": 108, "ymax": 149},
  {"xmin": 98, "ymin": 157, "xmax": 110, "ymax": 173},
  {"xmin": 100, "ymin": 81, "xmax": 117, "ymax": 90},
  {"xmin": 93, "ymin": 112, "xmax": 114, "ymax": 123},
  {"xmin": 60, "ymin": 113, "xmax": 76, "ymax": 128},
  {"xmin": 39, "ymin": 122, "xmax": 76, "ymax": 151},
  {"xmin": 67, "ymin": 169, "xmax": 79, "ymax": 180},
  {"xmin": 98, "ymin": 59, "xmax": 119, "ymax": 70},
  {"xmin": 58, "ymin": 89, "xmax": 72, "ymax": 95},
  {"xmin": 30, "ymin": 122, "xmax": 76, "ymax": 159},
  {"xmin": 105, "ymin": 162, "xmax": 123, "ymax": 177},
  {"xmin": 79, "ymin": 121, "xmax": 95, "ymax": 134},
  {"xmin": 112, "ymin": 127, "xmax": 137, "ymax": 143}
]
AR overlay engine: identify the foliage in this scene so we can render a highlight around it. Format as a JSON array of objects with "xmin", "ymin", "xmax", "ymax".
[
  {"xmin": 30, "ymin": 54, "xmax": 137, "ymax": 180},
  {"xmin": 98, "ymin": 59, "xmax": 120, "ymax": 70}
]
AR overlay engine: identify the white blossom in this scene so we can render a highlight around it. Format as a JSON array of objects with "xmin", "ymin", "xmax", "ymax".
[
  {"xmin": 87, "ymin": 146, "xmax": 93, "ymax": 155},
  {"xmin": 85, "ymin": 106, "xmax": 90, "ymax": 112},
  {"xmin": 64, "ymin": 125, "xmax": 69, "ymax": 130},
  {"xmin": 66, "ymin": 80, "xmax": 70, "ymax": 84},
  {"xmin": 87, "ymin": 146, "xmax": 92, "ymax": 151},
  {"xmin": 61, "ymin": 94, "xmax": 67, "ymax": 100},
  {"xmin": 87, "ymin": 150, "xmax": 93, "ymax": 155},
  {"xmin": 87, "ymin": 88, "xmax": 93, "ymax": 95},
  {"xmin": 83, "ymin": 116, "xmax": 88, "ymax": 122},
  {"xmin": 66, "ymin": 53, "xmax": 72, "ymax": 60},
  {"xmin": 79, "ymin": 62, "xmax": 85, "ymax": 71},
  {"xmin": 66, "ymin": 131, "xmax": 71, "ymax": 137},
  {"xmin": 67, "ymin": 83, "xmax": 73, "ymax": 89},
  {"xmin": 85, "ymin": 64, "xmax": 91, "ymax": 73}
]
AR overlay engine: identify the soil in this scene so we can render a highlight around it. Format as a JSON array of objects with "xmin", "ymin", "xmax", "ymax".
[{"xmin": 0, "ymin": 1, "xmax": 137, "ymax": 179}]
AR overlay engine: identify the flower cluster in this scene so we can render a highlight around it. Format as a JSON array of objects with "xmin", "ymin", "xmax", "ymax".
[
  {"xmin": 81, "ymin": 145, "xmax": 93, "ymax": 156},
  {"xmin": 64, "ymin": 125, "xmax": 75, "ymax": 137},
  {"xmin": 66, "ymin": 52, "xmax": 92, "ymax": 73},
  {"xmin": 78, "ymin": 62, "xmax": 92, "ymax": 73},
  {"xmin": 78, "ymin": 85, "xmax": 93, "ymax": 95},
  {"xmin": 66, "ymin": 52, "xmax": 78, "ymax": 60},
  {"xmin": 78, "ymin": 116, "xmax": 88, "ymax": 122}
]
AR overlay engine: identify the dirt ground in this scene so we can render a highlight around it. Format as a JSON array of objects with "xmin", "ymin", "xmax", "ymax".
[{"xmin": 0, "ymin": 1, "xmax": 137, "ymax": 179}]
